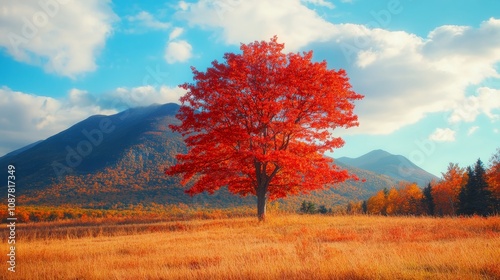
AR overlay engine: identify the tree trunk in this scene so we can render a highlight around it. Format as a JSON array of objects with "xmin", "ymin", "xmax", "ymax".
[{"xmin": 257, "ymin": 186, "xmax": 267, "ymax": 222}]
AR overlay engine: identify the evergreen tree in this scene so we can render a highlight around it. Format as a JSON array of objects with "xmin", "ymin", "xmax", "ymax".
[
  {"xmin": 473, "ymin": 159, "xmax": 493, "ymax": 216},
  {"xmin": 458, "ymin": 159, "xmax": 493, "ymax": 216},
  {"xmin": 299, "ymin": 200, "xmax": 317, "ymax": 214},
  {"xmin": 458, "ymin": 167, "xmax": 474, "ymax": 215},
  {"xmin": 361, "ymin": 200, "xmax": 368, "ymax": 214},
  {"xmin": 422, "ymin": 183, "xmax": 434, "ymax": 215},
  {"xmin": 307, "ymin": 201, "xmax": 317, "ymax": 214},
  {"xmin": 300, "ymin": 200, "xmax": 308, "ymax": 213}
]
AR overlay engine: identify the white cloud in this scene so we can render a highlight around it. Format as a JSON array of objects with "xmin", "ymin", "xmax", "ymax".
[
  {"xmin": 0, "ymin": 85, "xmax": 187, "ymax": 156},
  {"xmin": 429, "ymin": 128, "xmax": 456, "ymax": 142},
  {"xmin": 0, "ymin": 87, "xmax": 117, "ymax": 156},
  {"xmin": 177, "ymin": 0, "xmax": 335, "ymax": 51},
  {"xmin": 164, "ymin": 40, "xmax": 193, "ymax": 64},
  {"xmin": 68, "ymin": 89, "xmax": 96, "ymax": 107},
  {"xmin": 125, "ymin": 11, "xmax": 170, "ymax": 32},
  {"xmin": 324, "ymin": 19, "xmax": 500, "ymax": 134},
  {"xmin": 302, "ymin": 0, "xmax": 335, "ymax": 9},
  {"xmin": 448, "ymin": 87, "xmax": 500, "ymax": 124},
  {"xmin": 177, "ymin": 2, "xmax": 500, "ymax": 135},
  {"xmin": 178, "ymin": 1, "xmax": 189, "ymax": 11},
  {"xmin": 169, "ymin": 27, "xmax": 184, "ymax": 41},
  {"xmin": 107, "ymin": 85, "xmax": 186, "ymax": 107},
  {"xmin": 467, "ymin": 126, "xmax": 479, "ymax": 136},
  {"xmin": 0, "ymin": 0, "xmax": 117, "ymax": 78}
]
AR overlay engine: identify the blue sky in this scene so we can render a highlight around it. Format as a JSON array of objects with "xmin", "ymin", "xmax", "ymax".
[{"xmin": 1, "ymin": 0, "xmax": 499, "ymax": 177}]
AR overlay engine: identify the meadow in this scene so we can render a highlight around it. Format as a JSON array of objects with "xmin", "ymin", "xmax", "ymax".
[{"xmin": 2, "ymin": 214, "xmax": 499, "ymax": 279}]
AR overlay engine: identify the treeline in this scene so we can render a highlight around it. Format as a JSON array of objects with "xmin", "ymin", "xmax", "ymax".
[
  {"xmin": 299, "ymin": 200, "xmax": 332, "ymax": 214},
  {"xmin": 347, "ymin": 149, "xmax": 500, "ymax": 216}
]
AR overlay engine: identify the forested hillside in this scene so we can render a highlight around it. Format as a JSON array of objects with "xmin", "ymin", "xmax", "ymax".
[{"xmin": 1, "ymin": 103, "xmax": 434, "ymax": 209}]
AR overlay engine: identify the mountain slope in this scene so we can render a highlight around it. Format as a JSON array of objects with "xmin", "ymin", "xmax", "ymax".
[
  {"xmin": 1, "ymin": 140, "xmax": 44, "ymax": 158},
  {"xmin": 337, "ymin": 149, "xmax": 438, "ymax": 187},
  {"xmin": 1, "ymin": 104, "xmax": 432, "ymax": 209},
  {"xmin": 0, "ymin": 103, "xmax": 183, "ymax": 192},
  {"xmin": 1, "ymin": 103, "xmax": 260, "ymax": 208},
  {"xmin": 277, "ymin": 160, "xmax": 403, "ymax": 210}
]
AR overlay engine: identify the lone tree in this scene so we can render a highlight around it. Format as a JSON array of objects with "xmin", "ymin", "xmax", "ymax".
[{"xmin": 166, "ymin": 36, "xmax": 363, "ymax": 221}]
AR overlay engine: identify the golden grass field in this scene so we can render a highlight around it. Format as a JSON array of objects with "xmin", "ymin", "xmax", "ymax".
[{"xmin": 2, "ymin": 214, "xmax": 499, "ymax": 279}]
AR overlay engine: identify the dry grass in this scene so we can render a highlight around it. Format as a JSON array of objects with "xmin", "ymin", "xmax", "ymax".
[{"xmin": 2, "ymin": 214, "xmax": 499, "ymax": 279}]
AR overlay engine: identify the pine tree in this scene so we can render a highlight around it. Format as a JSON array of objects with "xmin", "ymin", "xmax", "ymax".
[
  {"xmin": 458, "ymin": 160, "xmax": 493, "ymax": 216},
  {"xmin": 307, "ymin": 201, "xmax": 317, "ymax": 214},
  {"xmin": 472, "ymin": 159, "xmax": 493, "ymax": 216},
  {"xmin": 458, "ymin": 167, "xmax": 474, "ymax": 215},
  {"xmin": 300, "ymin": 200, "xmax": 308, "ymax": 213},
  {"xmin": 299, "ymin": 200, "xmax": 317, "ymax": 214},
  {"xmin": 422, "ymin": 183, "xmax": 434, "ymax": 216}
]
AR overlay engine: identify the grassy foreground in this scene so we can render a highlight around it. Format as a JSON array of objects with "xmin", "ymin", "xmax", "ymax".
[{"xmin": 3, "ymin": 214, "xmax": 499, "ymax": 279}]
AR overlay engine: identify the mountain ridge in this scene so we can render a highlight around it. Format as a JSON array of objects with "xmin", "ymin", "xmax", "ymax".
[
  {"xmin": 336, "ymin": 149, "xmax": 438, "ymax": 187},
  {"xmin": 0, "ymin": 103, "xmax": 438, "ymax": 209}
]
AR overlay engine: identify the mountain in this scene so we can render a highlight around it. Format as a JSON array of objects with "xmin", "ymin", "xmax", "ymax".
[
  {"xmin": 0, "ymin": 103, "xmax": 257, "ymax": 208},
  {"xmin": 336, "ymin": 149, "xmax": 439, "ymax": 187},
  {"xmin": 1, "ymin": 140, "xmax": 44, "ymax": 158},
  {"xmin": 1, "ymin": 103, "xmax": 182, "ymax": 190},
  {"xmin": 0, "ymin": 104, "xmax": 431, "ymax": 210},
  {"xmin": 276, "ymin": 161, "xmax": 403, "ymax": 211}
]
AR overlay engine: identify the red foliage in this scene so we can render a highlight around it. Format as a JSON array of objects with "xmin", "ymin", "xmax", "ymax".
[
  {"xmin": 166, "ymin": 36, "xmax": 363, "ymax": 220},
  {"xmin": 487, "ymin": 148, "xmax": 500, "ymax": 202},
  {"xmin": 432, "ymin": 163, "xmax": 467, "ymax": 216}
]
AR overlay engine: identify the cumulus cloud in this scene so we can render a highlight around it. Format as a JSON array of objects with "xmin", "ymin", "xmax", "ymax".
[
  {"xmin": 331, "ymin": 19, "xmax": 500, "ymax": 134},
  {"xmin": 316, "ymin": 20, "xmax": 500, "ymax": 134},
  {"xmin": 0, "ymin": 0, "xmax": 117, "ymax": 78},
  {"xmin": 68, "ymin": 89, "xmax": 96, "ymax": 107},
  {"xmin": 429, "ymin": 128, "xmax": 456, "ymax": 142},
  {"xmin": 177, "ymin": 2, "xmax": 500, "ymax": 135},
  {"xmin": 106, "ymin": 85, "xmax": 186, "ymax": 107},
  {"xmin": 448, "ymin": 87, "xmax": 500, "ymax": 124},
  {"xmin": 125, "ymin": 11, "xmax": 170, "ymax": 32},
  {"xmin": 164, "ymin": 40, "xmax": 193, "ymax": 64},
  {"xmin": 164, "ymin": 27, "xmax": 192, "ymax": 64},
  {"xmin": 177, "ymin": 0, "xmax": 335, "ymax": 51}
]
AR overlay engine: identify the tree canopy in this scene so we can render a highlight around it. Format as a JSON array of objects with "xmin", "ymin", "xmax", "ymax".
[{"xmin": 166, "ymin": 36, "xmax": 363, "ymax": 221}]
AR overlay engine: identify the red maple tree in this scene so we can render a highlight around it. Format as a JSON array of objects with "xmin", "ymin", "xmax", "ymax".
[{"xmin": 166, "ymin": 36, "xmax": 363, "ymax": 221}]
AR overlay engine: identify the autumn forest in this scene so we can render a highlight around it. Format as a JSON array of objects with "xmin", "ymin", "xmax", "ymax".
[{"xmin": 343, "ymin": 151, "xmax": 500, "ymax": 217}]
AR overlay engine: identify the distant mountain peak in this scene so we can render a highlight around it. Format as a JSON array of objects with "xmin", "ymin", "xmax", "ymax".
[
  {"xmin": 0, "ymin": 106, "xmax": 437, "ymax": 208},
  {"xmin": 370, "ymin": 149, "xmax": 388, "ymax": 153},
  {"xmin": 360, "ymin": 149, "xmax": 393, "ymax": 161},
  {"xmin": 337, "ymin": 149, "xmax": 438, "ymax": 187}
]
